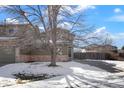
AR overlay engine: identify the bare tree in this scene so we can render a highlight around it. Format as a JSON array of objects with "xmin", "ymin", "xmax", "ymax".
[
  {"xmin": 98, "ymin": 33, "xmax": 113, "ymax": 46},
  {"xmin": 3, "ymin": 5, "xmax": 98, "ymax": 66}
]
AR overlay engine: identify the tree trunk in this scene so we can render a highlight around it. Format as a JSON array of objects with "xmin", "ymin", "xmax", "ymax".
[
  {"xmin": 49, "ymin": 46, "xmax": 57, "ymax": 66},
  {"xmin": 49, "ymin": 29, "xmax": 57, "ymax": 66}
]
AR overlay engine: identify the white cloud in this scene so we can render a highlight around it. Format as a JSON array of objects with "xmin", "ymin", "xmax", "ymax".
[
  {"xmin": 111, "ymin": 32, "xmax": 124, "ymax": 40},
  {"xmin": 118, "ymin": 33, "xmax": 124, "ymax": 36},
  {"xmin": 74, "ymin": 25, "xmax": 124, "ymax": 47},
  {"xmin": 84, "ymin": 26, "xmax": 109, "ymax": 40},
  {"xmin": 114, "ymin": 8, "xmax": 122, "ymax": 13},
  {"xmin": 75, "ymin": 5, "xmax": 96, "ymax": 13},
  {"xmin": 39, "ymin": 26, "xmax": 44, "ymax": 30},
  {"xmin": 92, "ymin": 27, "xmax": 124, "ymax": 45},
  {"xmin": 108, "ymin": 15, "xmax": 124, "ymax": 22},
  {"xmin": 110, "ymin": 32, "xmax": 124, "ymax": 48},
  {"xmin": 5, "ymin": 18, "xmax": 28, "ymax": 24},
  {"xmin": 94, "ymin": 27, "xmax": 124, "ymax": 40},
  {"xmin": 62, "ymin": 5, "xmax": 96, "ymax": 15},
  {"xmin": 5, "ymin": 18, "xmax": 19, "ymax": 24},
  {"xmin": 91, "ymin": 26, "xmax": 110, "ymax": 38},
  {"xmin": 58, "ymin": 5, "xmax": 96, "ymax": 29},
  {"xmin": 87, "ymin": 6, "xmax": 96, "ymax": 9},
  {"xmin": 94, "ymin": 26, "xmax": 107, "ymax": 34},
  {"xmin": 58, "ymin": 22, "xmax": 72, "ymax": 29}
]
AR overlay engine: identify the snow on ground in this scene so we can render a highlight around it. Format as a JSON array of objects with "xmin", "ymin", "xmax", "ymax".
[
  {"xmin": 103, "ymin": 60, "xmax": 124, "ymax": 69},
  {"xmin": 0, "ymin": 60, "xmax": 124, "ymax": 88}
]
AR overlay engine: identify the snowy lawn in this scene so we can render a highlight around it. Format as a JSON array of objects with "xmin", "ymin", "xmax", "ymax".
[{"xmin": 0, "ymin": 60, "xmax": 124, "ymax": 88}]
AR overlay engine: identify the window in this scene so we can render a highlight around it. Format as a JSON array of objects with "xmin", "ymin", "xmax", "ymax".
[
  {"xmin": 9, "ymin": 29, "xmax": 14, "ymax": 33},
  {"xmin": 8, "ymin": 28, "xmax": 18, "ymax": 35}
]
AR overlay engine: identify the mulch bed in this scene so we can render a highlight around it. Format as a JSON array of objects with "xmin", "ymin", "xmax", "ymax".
[{"xmin": 13, "ymin": 73, "xmax": 59, "ymax": 81}]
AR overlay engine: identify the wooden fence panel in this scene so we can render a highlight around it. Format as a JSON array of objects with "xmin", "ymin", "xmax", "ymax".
[{"xmin": 74, "ymin": 52, "xmax": 110, "ymax": 60}]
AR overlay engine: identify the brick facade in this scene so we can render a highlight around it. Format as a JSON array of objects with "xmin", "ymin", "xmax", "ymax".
[
  {"xmin": 18, "ymin": 55, "xmax": 69, "ymax": 62},
  {"xmin": 0, "ymin": 40, "xmax": 70, "ymax": 62}
]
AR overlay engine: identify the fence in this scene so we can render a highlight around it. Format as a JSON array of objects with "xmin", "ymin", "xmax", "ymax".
[
  {"xmin": 119, "ymin": 53, "xmax": 124, "ymax": 57},
  {"xmin": 74, "ymin": 52, "xmax": 110, "ymax": 60}
]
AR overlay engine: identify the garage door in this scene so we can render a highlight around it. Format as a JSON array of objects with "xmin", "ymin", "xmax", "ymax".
[{"xmin": 0, "ymin": 46, "xmax": 15, "ymax": 64}]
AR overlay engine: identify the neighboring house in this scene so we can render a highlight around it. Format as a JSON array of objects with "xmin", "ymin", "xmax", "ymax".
[
  {"xmin": 73, "ymin": 48, "xmax": 85, "ymax": 53},
  {"xmin": 118, "ymin": 49, "xmax": 124, "ymax": 58},
  {"xmin": 83, "ymin": 44, "xmax": 117, "ymax": 53},
  {"xmin": 0, "ymin": 23, "xmax": 74, "ymax": 63},
  {"xmin": 74, "ymin": 44, "xmax": 118, "ymax": 60}
]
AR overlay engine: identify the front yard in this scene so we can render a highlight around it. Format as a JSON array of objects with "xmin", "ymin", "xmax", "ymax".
[{"xmin": 0, "ymin": 60, "xmax": 124, "ymax": 88}]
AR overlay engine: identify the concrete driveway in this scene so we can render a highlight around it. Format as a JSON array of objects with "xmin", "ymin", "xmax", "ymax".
[{"xmin": 76, "ymin": 59, "xmax": 123, "ymax": 73}]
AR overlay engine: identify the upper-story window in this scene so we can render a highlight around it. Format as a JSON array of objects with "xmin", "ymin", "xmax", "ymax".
[
  {"xmin": 9, "ymin": 28, "xmax": 18, "ymax": 33},
  {"xmin": 9, "ymin": 29, "xmax": 14, "ymax": 33},
  {"xmin": 8, "ymin": 28, "xmax": 18, "ymax": 36}
]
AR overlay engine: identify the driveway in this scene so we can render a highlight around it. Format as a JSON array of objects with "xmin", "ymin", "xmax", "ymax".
[{"xmin": 76, "ymin": 60, "xmax": 123, "ymax": 73}]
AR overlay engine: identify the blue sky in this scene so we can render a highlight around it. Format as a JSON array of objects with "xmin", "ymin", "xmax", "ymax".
[
  {"xmin": 85, "ymin": 5, "xmax": 124, "ymax": 49},
  {"xmin": 0, "ymin": 5, "xmax": 124, "ymax": 49}
]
